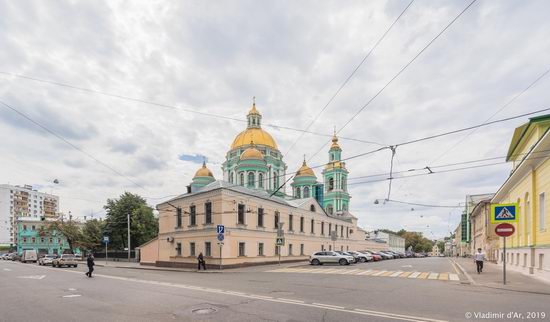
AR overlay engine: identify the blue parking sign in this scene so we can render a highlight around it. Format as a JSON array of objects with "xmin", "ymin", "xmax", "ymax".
[{"xmin": 217, "ymin": 225, "xmax": 225, "ymax": 234}]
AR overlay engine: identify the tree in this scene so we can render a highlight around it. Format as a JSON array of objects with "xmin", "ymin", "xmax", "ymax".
[
  {"xmin": 437, "ymin": 241, "xmax": 446, "ymax": 253},
  {"xmin": 46, "ymin": 220, "xmax": 83, "ymax": 253},
  {"xmin": 81, "ymin": 219, "xmax": 105, "ymax": 252},
  {"xmin": 104, "ymin": 192, "xmax": 158, "ymax": 250}
]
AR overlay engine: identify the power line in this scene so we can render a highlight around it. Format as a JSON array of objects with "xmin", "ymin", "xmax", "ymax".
[
  {"xmin": 0, "ymin": 99, "xmax": 147, "ymax": 191},
  {"xmin": 307, "ymin": 0, "xmax": 478, "ymax": 163},
  {"xmin": 0, "ymin": 71, "xmax": 384, "ymax": 147},
  {"xmin": 429, "ymin": 65, "xmax": 550, "ymax": 164},
  {"xmin": 284, "ymin": 0, "xmax": 415, "ymax": 156}
]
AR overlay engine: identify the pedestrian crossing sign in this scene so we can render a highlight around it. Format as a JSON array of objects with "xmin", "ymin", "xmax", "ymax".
[
  {"xmin": 491, "ymin": 203, "xmax": 518, "ymax": 223},
  {"xmin": 276, "ymin": 237, "xmax": 285, "ymax": 246}
]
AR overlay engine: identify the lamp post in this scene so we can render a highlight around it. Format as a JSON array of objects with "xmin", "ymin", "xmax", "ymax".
[{"xmin": 127, "ymin": 213, "xmax": 131, "ymax": 262}]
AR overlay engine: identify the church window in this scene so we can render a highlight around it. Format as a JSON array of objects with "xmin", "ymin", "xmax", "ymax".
[
  {"xmin": 259, "ymin": 173, "xmax": 264, "ymax": 188},
  {"xmin": 239, "ymin": 173, "xmax": 244, "ymax": 186},
  {"xmin": 303, "ymin": 186, "xmax": 310, "ymax": 198},
  {"xmin": 328, "ymin": 178, "xmax": 334, "ymax": 191},
  {"xmin": 341, "ymin": 177, "xmax": 346, "ymax": 191},
  {"xmin": 310, "ymin": 205, "xmax": 315, "ymax": 212},
  {"xmin": 248, "ymin": 172, "xmax": 255, "ymax": 188},
  {"xmin": 274, "ymin": 172, "xmax": 279, "ymax": 189},
  {"xmin": 327, "ymin": 204, "xmax": 334, "ymax": 215},
  {"xmin": 229, "ymin": 172, "xmax": 233, "ymax": 184},
  {"xmin": 296, "ymin": 187, "xmax": 301, "ymax": 199},
  {"xmin": 342, "ymin": 203, "xmax": 347, "ymax": 211}
]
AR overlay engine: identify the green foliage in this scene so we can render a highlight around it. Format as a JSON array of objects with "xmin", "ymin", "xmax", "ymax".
[
  {"xmin": 81, "ymin": 219, "xmax": 105, "ymax": 252},
  {"xmin": 46, "ymin": 220, "xmax": 83, "ymax": 253},
  {"xmin": 380, "ymin": 229, "xmax": 434, "ymax": 252},
  {"xmin": 103, "ymin": 192, "xmax": 158, "ymax": 250},
  {"xmin": 437, "ymin": 241, "xmax": 446, "ymax": 253}
]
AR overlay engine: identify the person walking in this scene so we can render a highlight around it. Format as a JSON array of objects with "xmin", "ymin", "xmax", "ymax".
[
  {"xmin": 85, "ymin": 253, "xmax": 95, "ymax": 278},
  {"xmin": 197, "ymin": 252, "xmax": 206, "ymax": 271},
  {"xmin": 474, "ymin": 248, "xmax": 485, "ymax": 274}
]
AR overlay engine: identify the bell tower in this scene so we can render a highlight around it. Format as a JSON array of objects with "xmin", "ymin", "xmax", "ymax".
[{"xmin": 322, "ymin": 131, "xmax": 350, "ymax": 214}]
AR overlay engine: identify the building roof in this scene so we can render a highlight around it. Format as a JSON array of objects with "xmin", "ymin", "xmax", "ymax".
[
  {"xmin": 193, "ymin": 161, "xmax": 214, "ymax": 178},
  {"xmin": 506, "ymin": 114, "xmax": 550, "ymax": 161}
]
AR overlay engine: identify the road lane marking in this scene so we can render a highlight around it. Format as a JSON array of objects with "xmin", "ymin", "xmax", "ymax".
[
  {"xmin": 318, "ymin": 269, "xmax": 340, "ymax": 274},
  {"xmin": 313, "ymin": 303, "xmax": 346, "ymax": 309},
  {"xmin": 3, "ymin": 268, "xmax": 12, "ymax": 271},
  {"xmin": 428, "ymin": 273, "xmax": 439, "ymax": 280},
  {"xmin": 23, "ymin": 262, "xmax": 448, "ymax": 322},
  {"xmin": 339, "ymin": 269, "xmax": 360, "ymax": 275},
  {"xmin": 438, "ymin": 273, "xmax": 449, "ymax": 281},
  {"xmin": 62, "ymin": 294, "xmax": 81, "ymax": 298},
  {"xmin": 449, "ymin": 274, "xmax": 460, "ymax": 281},
  {"xmin": 356, "ymin": 270, "xmax": 373, "ymax": 275},
  {"xmin": 401, "ymin": 265, "xmax": 412, "ymax": 268},
  {"xmin": 381, "ymin": 271, "xmax": 395, "ymax": 277},
  {"xmin": 390, "ymin": 271, "xmax": 403, "ymax": 277},
  {"xmin": 399, "ymin": 272, "xmax": 412, "ymax": 278},
  {"xmin": 417, "ymin": 272, "xmax": 429, "ymax": 279},
  {"xmin": 17, "ymin": 275, "xmax": 45, "ymax": 280},
  {"xmin": 277, "ymin": 298, "xmax": 304, "ymax": 303},
  {"xmin": 371, "ymin": 270, "xmax": 387, "ymax": 276}
]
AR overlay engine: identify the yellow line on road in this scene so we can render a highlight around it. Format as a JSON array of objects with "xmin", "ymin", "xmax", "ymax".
[
  {"xmin": 399, "ymin": 272, "xmax": 413, "ymax": 278},
  {"xmin": 417, "ymin": 272, "xmax": 429, "ymax": 279},
  {"xmin": 438, "ymin": 273, "xmax": 449, "ymax": 281}
]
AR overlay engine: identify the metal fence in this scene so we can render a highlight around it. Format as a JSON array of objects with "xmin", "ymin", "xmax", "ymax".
[{"xmin": 92, "ymin": 250, "xmax": 138, "ymax": 262}]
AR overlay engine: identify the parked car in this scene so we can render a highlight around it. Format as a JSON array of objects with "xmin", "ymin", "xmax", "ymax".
[
  {"xmin": 310, "ymin": 251, "xmax": 355, "ymax": 266},
  {"xmin": 348, "ymin": 251, "xmax": 372, "ymax": 262},
  {"xmin": 404, "ymin": 251, "xmax": 414, "ymax": 258},
  {"xmin": 0, "ymin": 253, "xmax": 11, "ymax": 260},
  {"xmin": 10, "ymin": 253, "xmax": 21, "ymax": 261},
  {"xmin": 368, "ymin": 251, "xmax": 387, "ymax": 260},
  {"xmin": 52, "ymin": 254, "xmax": 78, "ymax": 268},
  {"xmin": 363, "ymin": 251, "xmax": 382, "ymax": 261},
  {"xmin": 335, "ymin": 251, "xmax": 359, "ymax": 263},
  {"xmin": 21, "ymin": 249, "xmax": 38, "ymax": 263},
  {"xmin": 379, "ymin": 251, "xmax": 395, "ymax": 259},
  {"xmin": 73, "ymin": 253, "xmax": 83, "ymax": 261},
  {"xmin": 38, "ymin": 254, "xmax": 58, "ymax": 266}
]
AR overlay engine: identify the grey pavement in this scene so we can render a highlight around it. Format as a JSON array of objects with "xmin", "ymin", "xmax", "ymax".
[
  {"xmin": 451, "ymin": 256, "xmax": 550, "ymax": 294},
  {"xmin": 1, "ymin": 257, "xmax": 548, "ymax": 322}
]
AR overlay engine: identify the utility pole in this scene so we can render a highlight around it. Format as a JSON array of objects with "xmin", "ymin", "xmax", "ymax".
[{"xmin": 127, "ymin": 213, "xmax": 131, "ymax": 262}]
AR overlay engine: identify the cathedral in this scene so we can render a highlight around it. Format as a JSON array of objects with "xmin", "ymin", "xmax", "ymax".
[{"xmin": 190, "ymin": 100, "xmax": 352, "ymax": 216}]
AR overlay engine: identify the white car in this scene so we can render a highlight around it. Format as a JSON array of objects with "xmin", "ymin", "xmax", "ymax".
[
  {"xmin": 351, "ymin": 251, "xmax": 373, "ymax": 262},
  {"xmin": 38, "ymin": 254, "xmax": 58, "ymax": 266},
  {"xmin": 310, "ymin": 251, "xmax": 355, "ymax": 266}
]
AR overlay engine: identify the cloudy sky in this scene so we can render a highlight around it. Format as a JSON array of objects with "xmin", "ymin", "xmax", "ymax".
[{"xmin": 1, "ymin": 0, "xmax": 549, "ymax": 239}]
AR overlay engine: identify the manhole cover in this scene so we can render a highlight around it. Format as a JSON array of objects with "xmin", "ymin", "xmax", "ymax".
[{"xmin": 192, "ymin": 308, "xmax": 217, "ymax": 315}]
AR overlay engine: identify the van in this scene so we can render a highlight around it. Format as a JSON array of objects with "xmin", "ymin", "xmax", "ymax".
[{"xmin": 21, "ymin": 249, "xmax": 38, "ymax": 263}]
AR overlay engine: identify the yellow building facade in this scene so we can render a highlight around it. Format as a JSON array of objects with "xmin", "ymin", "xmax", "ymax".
[{"xmin": 492, "ymin": 115, "xmax": 550, "ymax": 281}]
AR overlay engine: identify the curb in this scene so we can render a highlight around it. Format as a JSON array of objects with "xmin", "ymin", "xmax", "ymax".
[
  {"xmin": 449, "ymin": 258, "xmax": 475, "ymax": 285},
  {"xmin": 94, "ymin": 264, "xmax": 223, "ymax": 273}
]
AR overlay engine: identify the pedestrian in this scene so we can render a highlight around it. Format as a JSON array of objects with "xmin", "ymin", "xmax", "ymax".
[
  {"xmin": 474, "ymin": 248, "xmax": 485, "ymax": 274},
  {"xmin": 197, "ymin": 252, "xmax": 206, "ymax": 271},
  {"xmin": 85, "ymin": 253, "xmax": 95, "ymax": 278}
]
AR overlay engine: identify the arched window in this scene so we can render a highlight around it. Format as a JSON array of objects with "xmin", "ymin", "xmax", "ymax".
[
  {"xmin": 296, "ymin": 187, "xmax": 301, "ymax": 199},
  {"xmin": 303, "ymin": 186, "xmax": 310, "ymax": 198},
  {"xmin": 248, "ymin": 172, "xmax": 255, "ymax": 187},
  {"xmin": 328, "ymin": 178, "xmax": 334, "ymax": 191},
  {"xmin": 258, "ymin": 173, "xmax": 264, "ymax": 188},
  {"xmin": 327, "ymin": 204, "xmax": 334, "ymax": 214},
  {"xmin": 240, "ymin": 173, "xmax": 244, "ymax": 186},
  {"xmin": 310, "ymin": 205, "xmax": 315, "ymax": 212}
]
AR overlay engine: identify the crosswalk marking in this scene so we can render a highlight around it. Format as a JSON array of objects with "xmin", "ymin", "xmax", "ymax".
[
  {"xmin": 428, "ymin": 273, "xmax": 439, "ymax": 280},
  {"xmin": 371, "ymin": 270, "xmax": 387, "ymax": 276},
  {"xmin": 408, "ymin": 272, "xmax": 421, "ymax": 279},
  {"xmin": 356, "ymin": 270, "xmax": 373, "ymax": 275},
  {"xmin": 438, "ymin": 273, "xmax": 449, "ymax": 281},
  {"xmin": 266, "ymin": 267, "xmax": 459, "ymax": 282},
  {"xmin": 390, "ymin": 271, "xmax": 403, "ymax": 277}
]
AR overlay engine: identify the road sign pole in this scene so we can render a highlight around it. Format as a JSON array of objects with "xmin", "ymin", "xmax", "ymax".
[
  {"xmin": 278, "ymin": 246, "xmax": 281, "ymax": 265},
  {"xmin": 503, "ymin": 237, "xmax": 507, "ymax": 285},
  {"xmin": 105, "ymin": 242, "xmax": 108, "ymax": 266},
  {"xmin": 219, "ymin": 243, "xmax": 222, "ymax": 271}
]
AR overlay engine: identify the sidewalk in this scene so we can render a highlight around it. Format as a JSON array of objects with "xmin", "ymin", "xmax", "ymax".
[
  {"xmin": 94, "ymin": 261, "xmax": 220, "ymax": 273},
  {"xmin": 450, "ymin": 257, "xmax": 550, "ymax": 295}
]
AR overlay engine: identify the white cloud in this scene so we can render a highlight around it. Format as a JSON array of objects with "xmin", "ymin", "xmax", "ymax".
[{"xmin": 1, "ymin": 0, "xmax": 549, "ymax": 239}]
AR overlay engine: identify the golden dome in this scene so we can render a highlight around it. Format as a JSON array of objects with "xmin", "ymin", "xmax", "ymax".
[
  {"xmin": 325, "ymin": 161, "xmax": 345, "ymax": 170},
  {"xmin": 240, "ymin": 145, "xmax": 264, "ymax": 160},
  {"xmin": 194, "ymin": 161, "xmax": 214, "ymax": 178},
  {"xmin": 296, "ymin": 159, "xmax": 316, "ymax": 177},
  {"xmin": 231, "ymin": 128, "xmax": 278, "ymax": 150}
]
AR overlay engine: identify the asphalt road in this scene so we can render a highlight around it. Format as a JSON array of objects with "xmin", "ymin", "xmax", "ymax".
[{"xmin": 0, "ymin": 257, "xmax": 547, "ymax": 322}]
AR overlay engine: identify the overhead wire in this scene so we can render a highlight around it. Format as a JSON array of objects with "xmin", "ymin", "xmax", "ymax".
[{"xmin": 284, "ymin": 0, "xmax": 415, "ymax": 156}]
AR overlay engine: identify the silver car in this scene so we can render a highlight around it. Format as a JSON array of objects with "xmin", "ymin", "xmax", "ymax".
[
  {"xmin": 310, "ymin": 251, "xmax": 355, "ymax": 266},
  {"xmin": 349, "ymin": 251, "xmax": 373, "ymax": 262},
  {"xmin": 38, "ymin": 254, "xmax": 57, "ymax": 266}
]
